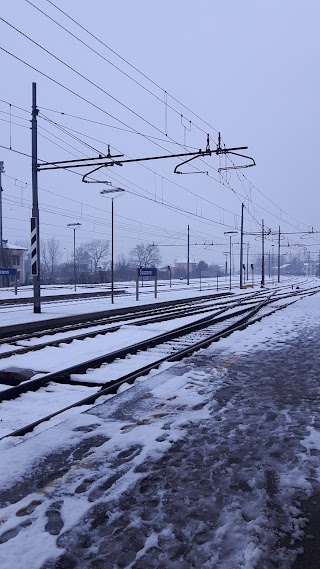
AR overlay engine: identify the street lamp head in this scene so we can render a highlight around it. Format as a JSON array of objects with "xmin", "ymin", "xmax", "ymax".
[
  {"xmin": 67, "ymin": 222, "xmax": 82, "ymax": 228},
  {"xmin": 224, "ymin": 230, "xmax": 238, "ymax": 235},
  {"xmin": 100, "ymin": 186, "xmax": 125, "ymax": 197}
]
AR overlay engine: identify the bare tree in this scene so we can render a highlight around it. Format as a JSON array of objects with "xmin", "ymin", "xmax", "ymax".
[
  {"xmin": 0, "ymin": 243, "xmax": 12, "ymax": 269},
  {"xmin": 83, "ymin": 239, "xmax": 109, "ymax": 274},
  {"xmin": 115, "ymin": 254, "xmax": 135, "ymax": 281},
  {"xmin": 74, "ymin": 246, "xmax": 91, "ymax": 284},
  {"xmin": 41, "ymin": 237, "xmax": 62, "ymax": 284},
  {"xmin": 74, "ymin": 246, "xmax": 91, "ymax": 271},
  {"xmin": 130, "ymin": 243, "xmax": 161, "ymax": 267}
]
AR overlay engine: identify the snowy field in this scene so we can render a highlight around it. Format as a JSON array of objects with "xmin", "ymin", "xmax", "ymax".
[{"xmin": 0, "ymin": 280, "xmax": 320, "ymax": 567}]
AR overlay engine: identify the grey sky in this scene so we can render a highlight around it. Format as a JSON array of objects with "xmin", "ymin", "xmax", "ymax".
[{"xmin": 0, "ymin": 0, "xmax": 319, "ymax": 266}]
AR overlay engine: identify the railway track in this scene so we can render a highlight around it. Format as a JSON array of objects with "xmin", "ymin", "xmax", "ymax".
[
  {"xmin": 0, "ymin": 277, "xmax": 308, "ymax": 345},
  {"xmin": 0, "ymin": 291, "xmax": 232, "ymax": 340},
  {"xmin": 0, "ymin": 283, "xmax": 318, "ymax": 443},
  {"xmin": 0, "ymin": 291, "xmax": 268, "ymax": 361},
  {"xmin": 0, "ymin": 282, "xmax": 314, "ymax": 361}
]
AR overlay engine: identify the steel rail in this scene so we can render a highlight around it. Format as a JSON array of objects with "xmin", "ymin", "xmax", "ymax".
[
  {"xmin": 0, "ymin": 298, "xmax": 268, "ymax": 403},
  {"xmin": 0, "ymin": 291, "xmax": 232, "ymax": 340},
  {"xmin": 0, "ymin": 295, "xmax": 267, "ymax": 361},
  {"xmin": 1, "ymin": 288, "xmax": 318, "ymax": 440}
]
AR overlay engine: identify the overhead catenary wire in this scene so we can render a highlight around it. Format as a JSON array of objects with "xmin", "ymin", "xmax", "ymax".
[
  {"xmin": 222, "ymin": 153, "xmax": 307, "ymax": 231},
  {"xmin": 37, "ymin": 109, "xmax": 200, "ymax": 149},
  {"xmin": 0, "ymin": 15, "xmax": 259, "ymax": 190},
  {"xmin": 36, "ymin": 118, "xmax": 304, "ymax": 243},
  {"xmin": 0, "ymin": 124, "xmax": 307, "ymax": 244},
  {"xmin": 37, "ymin": 102, "xmax": 311, "ymax": 235},
  {"xmin": 2, "ymin": 168, "xmax": 236, "ymax": 242},
  {"xmin": 35, "ymin": 0, "xmax": 220, "ymax": 135},
  {"xmin": 38, "ymin": 115, "xmax": 300, "ymax": 234},
  {"xmin": 2, "ymin": 155, "xmax": 238, "ymax": 235},
  {"xmin": 38, "ymin": 112, "xmax": 246, "ymax": 222},
  {"xmin": 39, "ymin": 108, "xmax": 311, "ymax": 236},
  {"xmin": 0, "ymin": 5, "xmax": 314, "ymax": 236},
  {"xmin": 0, "ymin": 40, "xmax": 222, "ymax": 187},
  {"xmin": 30, "ymin": 0, "xmax": 299, "ymax": 229},
  {"xmin": 0, "ymin": 33, "xmax": 312, "ymax": 238},
  {"xmin": 1, "ymin": 13, "xmax": 222, "ymax": 182},
  {"xmin": 0, "ymin": 104, "xmax": 310, "ymax": 240},
  {"xmin": 0, "ymin": 36, "xmax": 303, "ymax": 232}
]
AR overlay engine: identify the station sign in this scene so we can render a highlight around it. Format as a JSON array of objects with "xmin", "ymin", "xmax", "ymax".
[
  {"xmin": 0, "ymin": 268, "xmax": 17, "ymax": 276},
  {"xmin": 138, "ymin": 267, "xmax": 157, "ymax": 277}
]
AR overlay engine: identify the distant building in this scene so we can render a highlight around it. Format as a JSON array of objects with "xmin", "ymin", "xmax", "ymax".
[
  {"xmin": 0, "ymin": 242, "xmax": 28, "ymax": 285},
  {"xmin": 173, "ymin": 259, "xmax": 197, "ymax": 278}
]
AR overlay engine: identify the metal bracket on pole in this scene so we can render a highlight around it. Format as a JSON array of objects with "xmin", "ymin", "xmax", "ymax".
[
  {"xmin": 37, "ymin": 134, "xmax": 254, "ymax": 178},
  {"xmin": 174, "ymin": 153, "xmax": 208, "ymax": 175},
  {"xmin": 218, "ymin": 151, "xmax": 256, "ymax": 172}
]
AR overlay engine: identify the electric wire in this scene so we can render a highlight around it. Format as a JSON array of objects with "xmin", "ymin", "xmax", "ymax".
[
  {"xmin": 40, "ymin": 0, "xmax": 220, "ymax": 134},
  {"xmin": 3, "ymin": 172, "xmax": 225, "ymax": 242},
  {"xmin": 38, "ymin": 112, "xmax": 243, "ymax": 222},
  {"xmin": 25, "ymin": 0, "xmax": 214, "ymax": 140},
  {"xmin": 1, "ymin": 15, "xmax": 243, "ymax": 188},
  {"xmin": 0, "ymin": 14, "xmax": 313, "ymax": 236},
  {"xmin": 0, "ymin": 57, "xmax": 312, "ymax": 237}
]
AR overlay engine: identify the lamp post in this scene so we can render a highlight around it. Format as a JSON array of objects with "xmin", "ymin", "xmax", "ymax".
[
  {"xmin": 261, "ymin": 219, "xmax": 265, "ymax": 288},
  {"xmin": 224, "ymin": 231, "xmax": 238, "ymax": 291},
  {"xmin": 246, "ymin": 243, "xmax": 249, "ymax": 281},
  {"xmin": 223, "ymin": 252, "xmax": 228, "ymax": 280},
  {"xmin": 271, "ymin": 244, "xmax": 275, "ymax": 283},
  {"xmin": 100, "ymin": 186, "xmax": 125, "ymax": 304},
  {"xmin": 67, "ymin": 223, "xmax": 81, "ymax": 291}
]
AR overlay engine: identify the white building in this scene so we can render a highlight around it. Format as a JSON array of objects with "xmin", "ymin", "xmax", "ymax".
[{"xmin": 0, "ymin": 243, "xmax": 28, "ymax": 285}]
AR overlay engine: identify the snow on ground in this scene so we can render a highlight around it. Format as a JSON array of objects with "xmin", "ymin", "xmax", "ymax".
[
  {"xmin": 0, "ymin": 279, "xmax": 228, "ymax": 301},
  {"xmin": 0, "ymin": 383, "xmax": 100, "ymax": 439},
  {"xmin": 0, "ymin": 279, "xmax": 221, "ymax": 328},
  {"xmin": 0, "ymin": 288, "xmax": 320, "ymax": 567}
]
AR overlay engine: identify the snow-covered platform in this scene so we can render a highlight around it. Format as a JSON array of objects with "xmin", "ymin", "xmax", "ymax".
[{"xmin": 1, "ymin": 292, "xmax": 320, "ymax": 568}]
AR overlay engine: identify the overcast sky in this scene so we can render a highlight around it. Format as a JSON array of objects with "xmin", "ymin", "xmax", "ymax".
[{"xmin": 0, "ymin": 0, "xmax": 319, "ymax": 267}]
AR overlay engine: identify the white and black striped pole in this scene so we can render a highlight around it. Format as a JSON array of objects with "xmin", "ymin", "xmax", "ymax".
[
  {"xmin": 31, "ymin": 216, "xmax": 37, "ymax": 273},
  {"xmin": 31, "ymin": 82, "xmax": 41, "ymax": 313}
]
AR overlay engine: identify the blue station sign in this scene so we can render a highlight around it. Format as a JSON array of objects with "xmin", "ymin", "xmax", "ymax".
[
  {"xmin": 138, "ymin": 267, "xmax": 157, "ymax": 277},
  {"xmin": 0, "ymin": 268, "xmax": 17, "ymax": 276}
]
